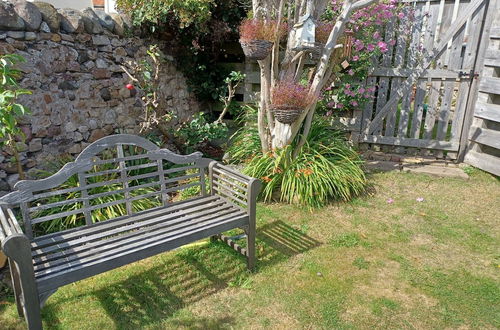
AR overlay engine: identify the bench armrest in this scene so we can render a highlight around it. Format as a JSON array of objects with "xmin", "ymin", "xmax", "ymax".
[
  {"xmin": 208, "ymin": 162, "xmax": 261, "ymax": 212},
  {"xmin": 0, "ymin": 207, "xmax": 24, "ymax": 245}
]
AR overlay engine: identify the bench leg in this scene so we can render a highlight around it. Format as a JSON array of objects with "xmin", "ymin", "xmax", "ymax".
[
  {"xmin": 246, "ymin": 227, "xmax": 256, "ymax": 271},
  {"xmin": 3, "ymin": 235, "xmax": 43, "ymax": 330},
  {"xmin": 8, "ymin": 259, "xmax": 24, "ymax": 317}
]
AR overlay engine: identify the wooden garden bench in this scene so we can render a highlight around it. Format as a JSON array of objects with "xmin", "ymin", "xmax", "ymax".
[{"xmin": 0, "ymin": 134, "xmax": 261, "ymax": 330}]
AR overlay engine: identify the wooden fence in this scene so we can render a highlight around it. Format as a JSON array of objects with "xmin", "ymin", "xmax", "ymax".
[
  {"xmin": 462, "ymin": 2, "xmax": 500, "ymax": 176},
  {"xmin": 229, "ymin": 0, "xmax": 499, "ymax": 176}
]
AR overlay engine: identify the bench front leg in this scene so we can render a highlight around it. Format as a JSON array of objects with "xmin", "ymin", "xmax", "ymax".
[
  {"xmin": 246, "ymin": 178, "xmax": 261, "ymax": 271},
  {"xmin": 2, "ymin": 235, "xmax": 42, "ymax": 330}
]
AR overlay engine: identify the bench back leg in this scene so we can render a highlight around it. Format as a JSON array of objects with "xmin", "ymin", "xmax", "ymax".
[{"xmin": 3, "ymin": 235, "xmax": 43, "ymax": 330}]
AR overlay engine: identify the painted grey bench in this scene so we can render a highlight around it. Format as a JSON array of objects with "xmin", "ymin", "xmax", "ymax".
[{"xmin": 0, "ymin": 134, "xmax": 261, "ymax": 330}]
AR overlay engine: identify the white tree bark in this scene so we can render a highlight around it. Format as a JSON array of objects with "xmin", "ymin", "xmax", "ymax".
[{"xmin": 252, "ymin": 0, "xmax": 379, "ymax": 152}]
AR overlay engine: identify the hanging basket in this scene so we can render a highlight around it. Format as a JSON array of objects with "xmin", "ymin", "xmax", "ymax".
[
  {"xmin": 271, "ymin": 105, "xmax": 304, "ymax": 124},
  {"xmin": 240, "ymin": 39, "xmax": 274, "ymax": 60}
]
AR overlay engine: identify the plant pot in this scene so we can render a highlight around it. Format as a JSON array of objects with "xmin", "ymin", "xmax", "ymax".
[
  {"xmin": 240, "ymin": 39, "xmax": 274, "ymax": 60},
  {"xmin": 271, "ymin": 106, "xmax": 304, "ymax": 124}
]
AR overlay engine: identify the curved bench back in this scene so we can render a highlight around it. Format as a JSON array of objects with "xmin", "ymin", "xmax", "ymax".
[{"xmin": 0, "ymin": 134, "xmax": 209, "ymax": 239}]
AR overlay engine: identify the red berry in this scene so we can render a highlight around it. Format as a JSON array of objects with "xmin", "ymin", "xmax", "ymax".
[{"xmin": 126, "ymin": 84, "xmax": 134, "ymax": 90}]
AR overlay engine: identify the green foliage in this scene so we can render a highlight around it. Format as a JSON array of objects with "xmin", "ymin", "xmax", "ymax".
[
  {"xmin": 31, "ymin": 157, "xmax": 162, "ymax": 235},
  {"xmin": 174, "ymin": 113, "xmax": 228, "ymax": 152},
  {"xmin": 0, "ymin": 54, "xmax": 31, "ymax": 148},
  {"xmin": 116, "ymin": 0, "xmax": 214, "ymax": 29},
  {"xmin": 226, "ymin": 105, "xmax": 261, "ymax": 163},
  {"xmin": 242, "ymin": 119, "xmax": 367, "ymax": 208},
  {"xmin": 116, "ymin": 0, "xmax": 246, "ymax": 103}
]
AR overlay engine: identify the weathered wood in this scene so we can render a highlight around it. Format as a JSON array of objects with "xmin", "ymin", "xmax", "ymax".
[
  {"xmin": 469, "ymin": 126, "xmax": 500, "ymax": 149},
  {"xmin": 464, "ymin": 150, "xmax": 500, "ymax": 176},
  {"xmin": 365, "ymin": 0, "xmax": 486, "ymax": 135},
  {"xmin": 474, "ymin": 102, "xmax": 500, "ymax": 122},
  {"xmin": 371, "ymin": 68, "xmax": 460, "ymax": 79},
  {"xmin": 459, "ymin": 0, "xmax": 497, "ymax": 163},
  {"xmin": 2, "ymin": 235, "xmax": 42, "ymax": 329},
  {"xmin": 479, "ymin": 77, "xmax": 500, "ymax": 94},
  {"xmin": 360, "ymin": 134, "xmax": 460, "ymax": 150},
  {"xmin": 0, "ymin": 134, "xmax": 261, "ymax": 329}
]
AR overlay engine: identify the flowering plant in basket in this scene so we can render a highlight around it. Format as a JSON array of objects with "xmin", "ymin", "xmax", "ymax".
[
  {"xmin": 239, "ymin": 19, "xmax": 287, "ymax": 60},
  {"xmin": 271, "ymin": 80, "xmax": 315, "ymax": 124}
]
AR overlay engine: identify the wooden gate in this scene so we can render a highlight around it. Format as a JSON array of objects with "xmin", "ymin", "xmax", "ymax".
[
  {"xmin": 358, "ymin": 0, "xmax": 490, "ymax": 159},
  {"xmin": 462, "ymin": 1, "xmax": 500, "ymax": 176}
]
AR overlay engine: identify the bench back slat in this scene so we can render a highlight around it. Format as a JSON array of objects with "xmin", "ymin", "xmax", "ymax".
[{"xmin": 0, "ymin": 134, "xmax": 209, "ymax": 238}]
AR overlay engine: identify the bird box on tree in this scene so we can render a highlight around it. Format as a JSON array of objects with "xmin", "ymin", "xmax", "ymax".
[{"xmin": 292, "ymin": 2, "xmax": 316, "ymax": 51}]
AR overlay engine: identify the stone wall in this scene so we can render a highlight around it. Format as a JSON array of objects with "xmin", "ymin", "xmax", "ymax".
[{"xmin": 0, "ymin": 1, "xmax": 199, "ymax": 195}]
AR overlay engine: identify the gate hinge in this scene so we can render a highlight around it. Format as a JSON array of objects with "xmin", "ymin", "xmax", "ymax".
[{"xmin": 458, "ymin": 70, "xmax": 479, "ymax": 80}]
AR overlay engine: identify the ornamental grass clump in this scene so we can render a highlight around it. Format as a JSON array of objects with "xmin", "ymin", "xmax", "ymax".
[{"xmin": 242, "ymin": 118, "xmax": 366, "ymax": 208}]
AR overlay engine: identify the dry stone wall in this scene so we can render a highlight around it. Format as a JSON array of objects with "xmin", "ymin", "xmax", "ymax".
[{"xmin": 0, "ymin": 0, "xmax": 199, "ymax": 195}]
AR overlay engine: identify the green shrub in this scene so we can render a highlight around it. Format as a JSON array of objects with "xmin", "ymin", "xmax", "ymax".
[
  {"xmin": 225, "ymin": 105, "xmax": 261, "ymax": 163},
  {"xmin": 240, "ymin": 118, "xmax": 366, "ymax": 208}
]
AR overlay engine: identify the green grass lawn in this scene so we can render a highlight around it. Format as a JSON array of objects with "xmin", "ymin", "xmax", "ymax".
[{"xmin": 1, "ymin": 169, "xmax": 499, "ymax": 329}]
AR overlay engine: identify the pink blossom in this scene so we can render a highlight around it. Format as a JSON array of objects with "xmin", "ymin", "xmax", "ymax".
[
  {"xmin": 416, "ymin": 197, "xmax": 424, "ymax": 202},
  {"xmin": 378, "ymin": 41, "xmax": 388, "ymax": 52},
  {"xmin": 389, "ymin": 39, "xmax": 396, "ymax": 46},
  {"xmin": 366, "ymin": 44, "xmax": 375, "ymax": 52},
  {"xmin": 350, "ymin": 100, "xmax": 358, "ymax": 106},
  {"xmin": 354, "ymin": 39, "xmax": 364, "ymax": 51},
  {"xmin": 358, "ymin": 87, "xmax": 365, "ymax": 94},
  {"xmin": 348, "ymin": 69, "xmax": 355, "ymax": 76},
  {"xmin": 337, "ymin": 103, "xmax": 344, "ymax": 109},
  {"xmin": 398, "ymin": 12, "xmax": 405, "ymax": 19},
  {"xmin": 352, "ymin": 55, "xmax": 359, "ymax": 61},
  {"xmin": 387, "ymin": 198, "xmax": 394, "ymax": 204},
  {"xmin": 373, "ymin": 31, "xmax": 381, "ymax": 39}
]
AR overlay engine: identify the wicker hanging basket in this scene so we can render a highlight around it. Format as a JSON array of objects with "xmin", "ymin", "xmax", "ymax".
[
  {"xmin": 240, "ymin": 39, "xmax": 274, "ymax": 60},
  {"xmin": 271, "ymin": 105, "xmax": 304, "ymax": 124}
]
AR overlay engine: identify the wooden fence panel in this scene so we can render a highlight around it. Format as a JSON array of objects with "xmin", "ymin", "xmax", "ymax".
[{"xmin": 463, "ymin": 0, "xmax": 500, "ymax": 176}]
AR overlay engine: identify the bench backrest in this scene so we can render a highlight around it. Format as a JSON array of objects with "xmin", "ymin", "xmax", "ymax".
[{"xmin": 0, "ymin": 134, "xmax": 211, "ymax": 239}]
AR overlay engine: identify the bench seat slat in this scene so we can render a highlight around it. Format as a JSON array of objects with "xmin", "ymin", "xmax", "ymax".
[
  {"xmin": 32, "ymin": 198, "xmax": 230, "ymax": 259},
  {"xmin": 33, "ymin": 205, "xmax": 243, "ymax": 272},
  {"xmin": 35, "ymin": 212, "xmax": 248, "ymax": 293}
]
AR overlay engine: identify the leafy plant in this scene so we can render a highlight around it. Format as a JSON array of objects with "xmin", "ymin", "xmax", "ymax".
[
  {"xmin": 30, "ymin": 156, "xmax": 162, "ymax": 235},
  {"xmin": 242, "ymin": 118, "xmax": 366, "ymax": 208},
  {"xmin": 215, "ymin": 71, "xmax": 246, "ymax": 123},
  {"xmin": 225, "ymin": 105, "xmax": 261, "ymax": 163},
  {"xmin": 174, "ymin": 113, "xmax": 228, "ymax": 153},
  {"xmin": 116, "ymin": 0, "xmax": 247, "ymax": 103},
  {"xmin": 0, "ymin": 54, "xmax": 31, "ymax": 179}
]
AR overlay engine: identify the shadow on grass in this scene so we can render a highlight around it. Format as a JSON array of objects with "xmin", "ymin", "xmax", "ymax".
[
  {"xmin": 257, "ymin": 220, "xmax": 321, "ymax": 269},
  {"xmin": 38, "ymin": 220, "xmax": 320, "ymax": 328}
]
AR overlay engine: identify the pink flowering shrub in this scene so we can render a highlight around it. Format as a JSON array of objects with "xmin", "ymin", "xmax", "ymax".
[
  {"xmin": 272, "ymin": 80, "xmax": 314, "ymax": 109},
  {"xmin": 318, "ymin": 0, "xmax": 409, "ymax": 114}
]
